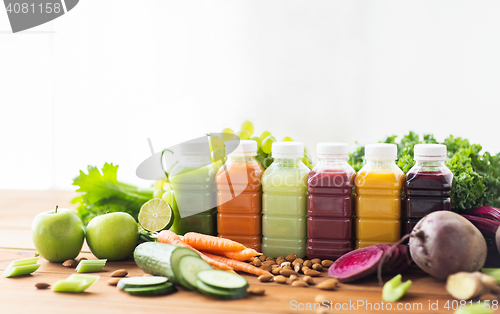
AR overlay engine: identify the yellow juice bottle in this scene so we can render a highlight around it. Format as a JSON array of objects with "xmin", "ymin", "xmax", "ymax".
[{"xmin": 355, "ymin": 143, "xmax": 404, "ymax": 248}]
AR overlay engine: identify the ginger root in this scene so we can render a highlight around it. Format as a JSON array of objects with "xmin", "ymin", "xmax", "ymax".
[{"xmin": 446, "ymin": 272, "xmax": 499, "ymax": 300}]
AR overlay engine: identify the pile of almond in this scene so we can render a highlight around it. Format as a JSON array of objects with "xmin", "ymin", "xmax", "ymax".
[{"xmin": 252, "ymin": 254, "xmax": 338, "ymax": 290}]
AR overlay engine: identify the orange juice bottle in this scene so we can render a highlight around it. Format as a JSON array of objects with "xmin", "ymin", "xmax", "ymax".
[
  {"xmin": 355, "ymin": 143, "xmax": 404, "ymax": 248},
  {"xmin": 216, "ymin": 140, "xmax": 264, "ymax": 251}
]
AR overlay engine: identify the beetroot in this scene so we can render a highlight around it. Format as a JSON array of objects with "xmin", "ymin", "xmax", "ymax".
[{"xmin": 328, "ymin": 244, "xmax": 412, "ymax": 283}]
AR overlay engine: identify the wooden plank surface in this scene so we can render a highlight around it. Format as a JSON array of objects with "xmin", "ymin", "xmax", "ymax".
[{"xmin": 0, "ymin": 190, "xmax": 495, "ymax": 313}]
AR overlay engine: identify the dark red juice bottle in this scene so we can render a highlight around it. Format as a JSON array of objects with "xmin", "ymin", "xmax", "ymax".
[
  {"xmin": 307, "ymin": 143, "xmax": 356, "ymax": 260},
  {"xmin": 404, "ymin": 144, "xmax": 453, "ymax": 234}
]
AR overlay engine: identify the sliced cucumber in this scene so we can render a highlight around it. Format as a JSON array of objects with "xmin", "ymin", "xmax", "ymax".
[
  {"xmin": 177, "ymin": 255, "xmax": 213, "ymax": 291},
  {"xmin": 3, "ymin": 264, "xmax": 41, "ymax": 278},
  {"xmin": 196, "ymin": 279, "xmax": 247, "ymax": 300},
  {"xmin": 134, "ymin": 242, "xmax": 200, "ymax": 285},
  {"xmin": 197, "ymin": 270, "xmax": 248, "ymax": 290},
  {"xmin": 124, "ymin": 282, "xmax": 177, "ymax": 296},
  {"xmin": 117, "ymin": 276, "xmax": 168, "ymax": 290}
]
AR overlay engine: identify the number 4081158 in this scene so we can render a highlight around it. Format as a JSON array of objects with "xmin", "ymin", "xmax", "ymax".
[
  {"xmin": 444, "ymin": 300, "xmax": 498, "ymax": 311},
  {"xmin": 6, "ymin": 3, "xmax": 62, "ymax": 14}
]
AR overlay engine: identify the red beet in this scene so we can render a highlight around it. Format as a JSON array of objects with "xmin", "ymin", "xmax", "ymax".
[{"xmin": 328, "ymin": 246, "xmax": 384, "ymax": 282}]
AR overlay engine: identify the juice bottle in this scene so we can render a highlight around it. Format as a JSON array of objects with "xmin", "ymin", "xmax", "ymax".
[
  {"xmin": 404, "ymin": 144, "xmax": 453, "ymax": 234},
  {"xmin": 216, "ymin": 140, "xmax": 264, "ymax": 251},
  {"xmin": 307, "ymin": 143, "xmax": 356, "ymax": 260},
  {"xmin": 169, "ymin": 140, "xmax": 217, "ymax": 235},
  {"xmin": 355, "ymin": 143, "xmax": 404, "ymax": 248},
  {"xmin": 262, "ymin": 142, "xmax": 310, "ymax": 258}
]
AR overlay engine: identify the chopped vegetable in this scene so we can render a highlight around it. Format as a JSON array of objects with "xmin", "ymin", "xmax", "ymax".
[
  {"xmin": 446, "ymin": 272, "xmax": 498, "ymax": 300},
  {"xmin": 382, "ymin": 274, "xmax": 412, "ymax": 302},
  {"xmin": 75, "ymin": 259, "xmax": 107, "ymax": 273},
  {"xmin": 124, "ymin": 282, "xmax": 176, "ymax": 296},
  {"xmin": 117, "ymin": 276, "xmax": 169, "ymax": 290},
  {"xmin": 157, "ymin": 230, "xmax": 233, "ymax": 271},
  {"xmin": 3, "ymin": 257, "xmax": 40, "ymax": 278},
  {"xmin": 52, "ymin": 274, "xmax": 99, "ymax": 293},
  {"xmin": 202, "ymin": 248, "xmax": 261, "ymax": 261},
  {"xmin": 72, "ymin": 163, "xmax": 154, "ymax": 224},
  {"xmin": 204, "ymin": 253, "xmax": 272, "ymax": 277},
  {"xmin": 409, "ymin": 211, "xmax": 487, "ymax": 280},
  {"xmin": 197, "ymin": 270, "xmax": 248, "ymax": 290},
  {"xmin": 183, "ymin": 232, "xmax": 246, "ymax": 252}
]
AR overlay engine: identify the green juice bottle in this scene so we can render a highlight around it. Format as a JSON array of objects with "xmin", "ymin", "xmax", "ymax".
[
  {"xmin": 169, "ymin": 140, "xmax": 218, "ymax": 235},
  {"xmin": 262, "ymin": 142, "xmax": 310, "ymax": 258}
]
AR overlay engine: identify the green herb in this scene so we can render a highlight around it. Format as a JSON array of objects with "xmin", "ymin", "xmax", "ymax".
[
  {"xmin": 348, "ymin": 132, "xmax": 500, "ymax": 211},
  {"xmin": 72, "ymin": 163, "xmax": 154, "ymax": 224}
]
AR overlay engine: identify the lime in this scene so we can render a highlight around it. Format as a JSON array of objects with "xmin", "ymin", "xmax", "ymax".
[{"xmin": 138, "ymin": 199, "xmax": 174, "ymax": 232}]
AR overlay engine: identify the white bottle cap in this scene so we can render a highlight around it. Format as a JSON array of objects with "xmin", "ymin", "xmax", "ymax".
[
  {"xmin": 226, "ymin": 140, "xmax": 257, "ymax": 157},
  {"xmin": 317, "ymin": 142, "xmax": 349, "ymax": 159},
  {"xmin": 180, "ymin": 138, "xmax": 211, "ymax": 156},
  {"xmin": 272, "ymin": 142, "xmax": 304, "ymax": 158},
  {"xmin": 365, "ymin": 143, "xmax": 397, "ymax": 160},
  {"xmin": 414, "ymin": 144, "xmax": 447, "ymax": 161}
]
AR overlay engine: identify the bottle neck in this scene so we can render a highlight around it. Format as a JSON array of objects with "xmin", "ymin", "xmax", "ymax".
[
  {"xmin": 415, "ymin": 160, "xmax": 446, "ymax": 167},
  {"xmin": 365, "ymin": 159, "xmax": 396, "ymax": 166},
  {"xmin": 273, "ymin": 157, "xmax": 303, "ymax": 167},
  {"xmin": 228, "ymin": 155, "xmax": 256, "ymax": 162}
]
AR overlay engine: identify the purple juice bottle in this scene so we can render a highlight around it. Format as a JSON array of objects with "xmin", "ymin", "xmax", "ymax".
[
  {"xmin": 404, "ymin": 144, "xmax": 453, "ymax": 234},
  {"xmin": 307, "ymin": 143, "xmax": 356, "ymax": 260}
]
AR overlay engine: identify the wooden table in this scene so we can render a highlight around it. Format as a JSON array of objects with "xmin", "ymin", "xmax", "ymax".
[{"xmin": 0, "ymin": 190, "xmax": 493, "ymax": 313}]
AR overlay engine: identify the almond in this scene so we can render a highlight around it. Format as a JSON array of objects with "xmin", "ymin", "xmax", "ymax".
[
  {"xmin": 285, "ymin": 253, "xmax": 297, "ymax": 262},
  {"xmin": 311, "ymin": 258, "xmax": 321, "ymax": 264},
  {"xmin": 247, "ymin": 287, "xmax": 265, "ymax": 295},
  {"xmin": 253, "ymin": 259, "xmax": 262, "ymax": 267},
  {"xmin": 304, "ymin": 268, "xmax": 321, "ymax": 277},
  {"xmin": 280, "ymin": 261, "xmax": 291, "ymax": 268},
  {"xmin": 266, "ymin": 256, "xmax": 274, "ymax": 261},
  {"xmin": 294, "ymin": 264, "xmax": 301, "ymax": 273},
  {"xmin": 317, "ymin": 278, "xmax": 339, "ymax": 290},
  {"xmin": 282, "ymin": 265, "xmax": 292, "ymax": 271},
  {"xmin": 35, "ymin": 283, "xmax": 50, "ymax": 289},
  {"xmin": 262, "ymin": 260, "xmax": 276, "ymax": 265},
  {"xmin": 258, "ymin": 274, "xmax": 274, "ymax": 282},
  {"xmin": 289, "ymin": 275, "xmax": 298, "ymax": 283},
  {"xmin": 62, "ymin": 259, "xmax": 76, "ymax": 268},
  {"xmin": 312, "ymin": 263, "xmax": 323, "ymax": 271},
  {"xmin": 303, "ymin": 275, "xmax": 315, "ymax": 285},
  {"xmin": 321, "ymin": 260, "xmax": 334, "ymax": 268},
  {"xmin": 107, "ymin": 278, "xmax": 121, "ymax": 286},
  {"xmin": 111, "ymin": 269, "xmax": 128, "ymax": 277},
  {"xmin": 302, "ymin": 266, "xmax": 311, "ymax": 273},
  {"xmin": 280, "ymin": 268, "xmax": 299, "ymax": 277},
  {"xmin": 260, "ymin": 264, "xmax": 272, "ymax": 272},
  {"xmin": 276, "ymin": 256, "xmax": 285, "ymax": 265},
  {"xmin": 315, "ymin": 293, "xmax": 329, "ymax": 303},
  {"xmin": 292, "ymin": 258, "xmax": 304, "ymax": 266},
  {"xmin": 259, "ymin": 255, "xmax": 267, "ymax": 262},
  {"xmin": 272, "ymin": 267, "xmax": 281, "ymax": 275},
  {"xmin": 274, "ymin": 275, "xmax": 287, "ymax": 284},
  {"xmin": 292, "ymin": 280, "xmax": 308, "ymax": 287},
  {"xmin": 303, "ymin": 260, "xmax": 313, "ymax": 268}
]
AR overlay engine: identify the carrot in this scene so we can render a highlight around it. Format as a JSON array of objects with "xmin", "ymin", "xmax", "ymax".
[
  {"xmin": 183, "ymin": 232, "xmax": 246, "ymax": 252},
  {"xmin": 157, "ymin": 230, "xmax": 233, "ymax": 271},
  {"xmin": 204, "ymin": 248, "xmax": 262, "ymax": 261},
  {"xmin": 204, "ymin": 253, "xmax": 271, "ymax": 277}
]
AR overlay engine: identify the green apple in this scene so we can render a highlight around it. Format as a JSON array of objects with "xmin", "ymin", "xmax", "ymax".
[
  {"xmin": 85, "ymin": 212, "xmax": 138, "ymax": 261},
  {"xmin": 31, "ymin": 206, "xmax": 85, "ymax": 262}
]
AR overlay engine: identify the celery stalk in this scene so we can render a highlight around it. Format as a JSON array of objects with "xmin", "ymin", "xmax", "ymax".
[{"xmin": 3, "ymin": 264, "xmax": 41, "ymax": 278}]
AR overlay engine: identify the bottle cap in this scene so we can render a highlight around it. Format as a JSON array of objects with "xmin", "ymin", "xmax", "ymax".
[
  {"xmin": 414, "ymin": 144, "xmax": 447, "ymax": 161},
  {"xmin": 317, "ymin": 142, "xmax": 349, "ymax": 159},
  {"xmin": 226, "ymin": 140, "xmax": 257, "ymax": 157},
  {"xmin": 365, "ymin": 143, "xmax": 397, "ymax": 160},
  {"xmin": 272, "ymin": 142, "xmax": 304, "ymax": 158},
  {"xmin": 180, "ymin": 139, "xmax": 211, "ymax": 156}
]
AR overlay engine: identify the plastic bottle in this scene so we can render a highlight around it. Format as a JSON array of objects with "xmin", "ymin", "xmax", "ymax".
[
  {"xmin": 216, "ymin": 140, "xmax": 264, "ymax": 251},
  {"xmin": 261, "ymin": 142, "xmax": 310, "ymax": 258},
  {"xmin": 404, "ymin": 144, "xmax": 453, "ymax": 234},
  {"xmin": 355, "ymin": 143, "xmax": 404, "ymax": 248},
  {"xmin": 307, "ymin": 143, "xmax": 356, "ymax": 259},
  {"xmin": 169, "ymin": 140, "xmax": 217, "ymax": 235}
]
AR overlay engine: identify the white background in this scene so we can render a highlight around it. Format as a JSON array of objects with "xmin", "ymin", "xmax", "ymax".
[{"xmin": 1, "ymin": 1, "xmax": 499, "ymax": 190}]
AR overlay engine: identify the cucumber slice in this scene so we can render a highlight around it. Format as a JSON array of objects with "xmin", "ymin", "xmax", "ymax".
[
  {"xmin": 117, "ymin": 276, "xmax": 168, "ymax": 290},
  {"xmin": 196, "ymin": 279, "xmax": 247, "ymax": 300},
  {"xmin": 124, "ymin": 282, "xmax": 177, "ymax": 296},
  {"xmin": 177, "ymin": 255, "xmax": 213, "ymax": 291},
  {"xmin": 3, "ymin": 264, "xmax": 41, "ymax": 278},
  {"xmin": 197, "ymin": 270, "xmax": 248, "ymax": 290}
]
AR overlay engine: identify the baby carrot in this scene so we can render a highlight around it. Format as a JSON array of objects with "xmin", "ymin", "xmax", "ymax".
[
  {"xmin": 204, "ymin": 253, "xmax": 271, "ymax": 277},
  {"xmin": 183, "ymin": 232, "xmax": 246, "ymax": 252},
  {"xmin": 157, "ymin": 230, "xmax": 233, "ymax": 271},
  {"xmin": 204, "ymin": 248, "xmax": 262, "ymax": 261}
]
